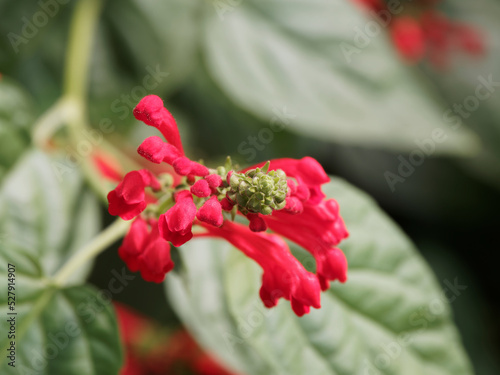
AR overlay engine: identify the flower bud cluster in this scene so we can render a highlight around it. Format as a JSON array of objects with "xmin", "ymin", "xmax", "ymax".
[{"xmin": 225, "ymin": 162, "xmax": 288, "ymax": 215}]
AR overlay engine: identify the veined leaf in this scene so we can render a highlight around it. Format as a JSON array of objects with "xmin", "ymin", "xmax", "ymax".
[
  {"xmin": 202, "ymin": 0, "xmax": 479, "ymax": 154},
  {"xmin": 0, "ymin": 150, "xmax": 121, "ymax": 374},
  {"xmin": 166, "ymin": 178, "xmax": 473, "ymax": 375}
]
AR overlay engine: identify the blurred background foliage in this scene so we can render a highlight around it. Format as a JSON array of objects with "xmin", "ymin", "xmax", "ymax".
[{"xmin": 1, "ymin": 0, "xmax": 500, "ymax": 373}]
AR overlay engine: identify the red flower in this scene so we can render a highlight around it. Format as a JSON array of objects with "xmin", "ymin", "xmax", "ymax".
[
  {"xmin": 353, "ymin": 0, "xmax": 484, "ymax": 67},
  {"xmin": 118, "ymin": 217, "xmax": 174, "ymax": 283},
  {"xmin": 200, "ymin": 220, "xmax": 321, "ymax": 316},
  {"xmin": 92, "ymin": 150, "xmax": 123, "ymax": 182},
  {"xmin": 158, "ymin": 190, "xmax": 197, "ymax": 247},
  {"xmin": 107, "ymin": 95, "xmax": 349, "ymax": 316},
  {"xmin": 391, "ymin": 17, "xmax": 426, "ymax": 63},
  {"xmin": 196, "ymin": 195, "xmax": 224, "ymax": 227},
  {"xmin": 239, "ymin": 158, "xmax": 349, "ymax": 291},
  {"xmin": 133, "ymin": 95, "xmax": 184, "ymax": 155},
  {"xmin": 108, "ymin": 170, "xmax": 160, "ymax": 221},
  {"xmin": 351, "ymin": 0, "xmax": 385, "ymax": 13},
  {"xmin": 115, "ymin": 303, "xmax": 238, "ymax": 375},
  {"xmin": 191, "ymin": 179, "xmax": 212, "ymax": 197}
]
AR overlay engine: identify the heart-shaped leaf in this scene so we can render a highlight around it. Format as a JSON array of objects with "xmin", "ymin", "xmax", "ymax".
[{"xmin": 166, "ymin": 178, "xmax": 473, "ymax": 375}]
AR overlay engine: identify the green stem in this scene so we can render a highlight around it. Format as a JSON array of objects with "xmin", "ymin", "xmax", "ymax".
[
  {"xmin": 63, "ymin": 0, "xmax": 110, "ymax": 201},
  {"xmin": 33, "ymin": 0, "xmax": 140, "ymax": 195},
  {"xmin": 31, "ymin": 0, "xmax": 132, "ymax": 288},
  {"xmin": 53, "ymin": 219, "xmax": 131, "ymax": 287},
  {"xmin": 32, "ymin": 97, "xmax": 77, "ymax": 148},
  {"xmin": 63, "ymin": 0, "xmax": 102, "ymax": 102}
]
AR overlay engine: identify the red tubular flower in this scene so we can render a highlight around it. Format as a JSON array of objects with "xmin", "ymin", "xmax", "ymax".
[
  {"xmin": 247, "ymin": 213, "xmax": 267, "ymax": 232},
  {"xmin": 108, "ymin": 170, "xmax": 160, "ymax": 220},
  {"xmin": 115, "ymin": 302, "xmax": 239, "ymax": 375},
  {"xmin": 242, "ymin": 158, "xmax": 349, "ymax": 291},
  {"xmin": 119, "ymin": 217, "xmax": 174, "ymax": 283},
  {"xmin": 138, "ymin": 224, "xmax": 174, "ymax": 283},
  {"xmin": 391, "ymin": 17, "xmax": 426, "ymax": 63},
  {"xmin": 196, "ymin": 195, "xmax": 224, "ymax": 227},
  {"xmin": 205, "ymin": 174, "xmax": 223, "ymax": 189},
  {"xmin": 159, "ymin": 190, "xmax": 197, "ymax": 247},
  {"xmin": 93, "ymin": 150, "xmax": 123, "ymax": 182},
  {"xmin": 118, "ymin": 217, "xmax": 149, "ymax": 272},
  {"xmin": 193, "ymin": 354, "xmax": 236, "ymax": 375},
  {"xmin": 133, "ymin": 95, "xmax": 184, "ymax": 155},
  {"xmin": 351, "ymin": 0, "xmax": 385, "ymax": 13},
  {"xmin": 201, "ymin": 220, "xmax": 321, "ymax": 316},
  {"xmin": 265, "ymin": 202, "xmax": 348, "ymax": 291},
  {"xmin": 173, "ymin": 157, "xmax": 209, "ymax": 177},
  {"xmin": 138, "ymin": 136, "xmax": 182, "ymax": 164},
  {"xmin": 191, "ymin": 179, "xmax": 212, "ymax": 197},
  {"xmin": 352, "ymin": 0, "xmax": 485, "ymax": 68},
  {"xmin": 108, "ymin": 95, "xmax": 349, "ymax": 316},
  {"xmin": 454, "ymin": 23, "xmax": 484, "ymax": 56},
  {"xmin": 220, "ymin": 197, "xmax": 235, "ymax": 211}
]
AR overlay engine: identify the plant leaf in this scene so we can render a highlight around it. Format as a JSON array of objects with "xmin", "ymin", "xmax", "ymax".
[
  {"xmin": 0, "ymin": 78, "xmax": 34, "ymax": 176},
  {"xmin": 0, "ymin": 280, "xmax": 122, "ymax": 374},
  {"xmin": 166, "ymin": 177, "xmax": 474, "ymax": 375},
  {"xmin": 0, "ymin": 150, "xmax": 100, "ymax": 282},
  {"xmin": 202, "ymin": 0, "xmax": 479, "ymax": 154},
  {"xmin": 0, "ymin": 150, "xmax": 122, "ymax": 373}
]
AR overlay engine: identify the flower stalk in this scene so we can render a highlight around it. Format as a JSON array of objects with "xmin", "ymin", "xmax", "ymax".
[{"xmin": 52, "ymin": 218, "xmax": 131, "ymax": 287}]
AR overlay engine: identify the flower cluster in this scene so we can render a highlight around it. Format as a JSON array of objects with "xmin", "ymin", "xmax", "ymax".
[
  {"xmin": 115, "ymin": 302, "xmax": 236, "ymax": 375},
  {"xmin": 107, "ymin": 95, "xmax": 348, "ymax": 316},
  {"xmin": 353, "ymin": 0, "xmax": 484, "ymax": 68}
]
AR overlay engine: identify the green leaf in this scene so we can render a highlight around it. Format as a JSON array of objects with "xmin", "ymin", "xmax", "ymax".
[
  {"xmin": 0, "ymin": 150, "xmax": 100, "ymax": 283},
  {"xmin": 202, "ymin": 0, "xmax": 479, "ymax": 154},
  {"xmin": 0, "ymin": 150, "xmax": 122, "ymax": 373},
  {"xmin": 0, "ymin": 78, "xmax": 34, "ymax": 175},
  {"xmin": 166, "ymin": 178, "xmax": 474, "ymax": 375},
  {"xmin": 0, "ymin": 281, "xmax": 122, "ymax": 375}
]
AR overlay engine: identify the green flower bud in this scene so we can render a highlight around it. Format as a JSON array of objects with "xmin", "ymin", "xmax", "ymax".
[
  {"xmin": 226, "ymin": 161, "xmax": 289, "ymax": 215},
  {"xmin": 217, "ymin": 166, "xmax": 226, "ymax": 176}
]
